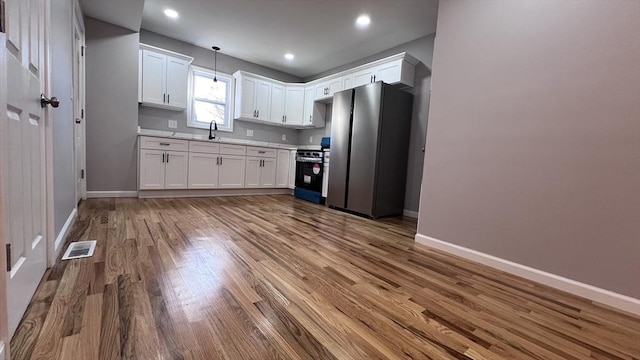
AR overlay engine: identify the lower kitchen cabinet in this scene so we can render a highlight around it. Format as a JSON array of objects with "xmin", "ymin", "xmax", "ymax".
[
  {"xmin": 139, "ymin": 149, "xmax": 188, "ymax": 190},
  {"xmin": 188, "ymin": 152, "xmax": 219, "ymax": 188},
  {"xmin": 276, "ymin": 149, "xmax": 291, "ymax": 188},
  {"xmin": 218, "ymin": 155, "xmax": 246, "ymax": 188},
  {"xmin": 245, "ymin": 157, "xmax": 276, "ymax": 188}
]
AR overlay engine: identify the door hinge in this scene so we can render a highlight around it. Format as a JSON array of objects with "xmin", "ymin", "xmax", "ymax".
[
  {"xmin": 6, "ymin": 244, "xmax": 11, "ymax": 272},
  {"xmin": 0, "ymin": 1, "xmax": 5, "ymax": 34},
  {"xmin": 81, "ymin": 169, "xmax": 85, "ymax": 179}
]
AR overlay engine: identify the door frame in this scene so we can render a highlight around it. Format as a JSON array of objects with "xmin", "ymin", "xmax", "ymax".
[
  {"xmin": 72, "ymin": 1, "xmax": 86, "ymax": 203},
  {"xmin": 0, "ymin": 29, "xmax": 10, "ymax": 360}
]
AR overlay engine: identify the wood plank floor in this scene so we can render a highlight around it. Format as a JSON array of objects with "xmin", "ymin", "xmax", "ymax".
[{"xmin": 10, "ymin": 195, "xmax": 640, "ymax": 360}]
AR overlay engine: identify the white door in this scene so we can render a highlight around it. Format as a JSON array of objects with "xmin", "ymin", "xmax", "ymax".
[
  {"xmin": 73, "ymin": 23, "xmax": 85, "ymax": 203},
  {"xmin": 270, "ymin": 83, "xmax": 285, "ymax": 124},
  {"xmin": 165, "ymin": 56, "xmax": 189, "ymax": 109},
  {"xmin": 352, "ymin": 67, "xmax": 376, "ymax": 87},
  {"xmin": 255, "ymin": 80, "xmax": 271, "ymax": 121},
  {"xmin": 218, "ymin": 155, "xmax": 245, "ymax": 188},
  {"xmin": 164, "ymin": 151, "xmax": 188, "ymax": 189},
  {"xmin": 139, "ymin": 149, "xmax": 165, "ymax": 189},
  {"xmin": 244, "ymin": 157, "xmax": 261, "ymax": 188},
  {"xmin": 2, "ymin": 0, "xmax": 48, "ymax": 339},
  {"xmin": 239, "ymin": 76, "xmax": 257, "ymax": 119},
  {"xmin": 188, "ymin": 153, "xmax": 219, "ymax": 189},
  {"xmin": 375, "ymin": 60, "xmax": 402, "ymax": 84},
  {"xmin": 275, "ymin": 150, "xmax": 290, "ymax": 188},
  {"xmin": 303, "ymin": 86, "xmax": 315, "ymax": 126},
  {"xmin": 141, "ymin": 49, "xmax": 166, "ymax": 105},
  {"xmin": 284, "ymin": 86, "xmax": 304, "ymax": 126},
  {"xmin": 260, "ymin": 158, "xmax": 277, "ymax": 188}
]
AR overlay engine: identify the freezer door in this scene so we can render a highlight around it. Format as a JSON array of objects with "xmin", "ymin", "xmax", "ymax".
[
  {"xmin": 347, "ymin": 82, "xmax": 383, "ymax": 216},
  {"xmin": 326, "ymin": 89, "xmax": 353, "ymax": 208}
]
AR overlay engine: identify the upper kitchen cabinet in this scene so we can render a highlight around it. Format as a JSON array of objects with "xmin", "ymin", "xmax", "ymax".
[
  {"xmin": 139, "ymin": 44, "xmax": 194, "ymax": 111},
  {"xmin": 284, "ymin": 85, "xmax": 304, "ymax": 126},
  {"xmin": 304, "ymin": 86, "xmax": 326, "ymax": 128},
  {"xmin": 314, "ymin": 77, "xmax": 342, "ymax": 102},
  {"xmin": 348, "ymin": 53, "xmax": 417, "ymax": 89},
  {"xmin": 234, "ymin": 71, "xmax": 272, "ymax": 122}
]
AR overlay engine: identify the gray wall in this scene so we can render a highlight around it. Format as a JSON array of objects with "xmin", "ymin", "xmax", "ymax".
[
  {"xmin": 85, "ymin": 17, "xmax": 139, "ymax": 192},
  {"xmin": 51, "ymin": 0, "xmax": 76, "ymax": 235},
  {"xmin": 302, "ymin": 34, "xmax": 436, "ymax": 213},
  {"xmin": 418, "ymin": 0, "xmax": 640, "ymax": 298},
  {"xmin": 138, "ymin": 30, "xmax": 301, "ymax": 145}
]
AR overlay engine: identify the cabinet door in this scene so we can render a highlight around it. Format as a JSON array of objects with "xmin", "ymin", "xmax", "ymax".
[
  {"xmin": 164, "ymin": 151, "xmax": 189, "ymax": 189},
  {"xmin": 284, "ymin": 86, "xmax": 304, "ymax": 126},
  {"xmin": 165, "ymin": 56, "xmax": 190, "ymax": 109},
  {"xmin": 270, "ymin": 83, "xmax": 286, "ymax": 124},
  {"xmin": 188, "ymin": 153, "xmax": 219, "ymax": 189},
  {"xmin": 326, "ymin": 77, "xmax": 342, "ymax": 97},
  {"xmin": 352, "ymin": 67, "xmax": 376, "ymax": 87},
  {"xmin": 314, "ymin": 82, "xmax": 328, "ymax": 101},
  {"xmin": 342, "ymin": 73, "xmax": 354, "ymax": 90},
  {"xmin": 239, "ymin": 76, "xmax": 257, "ymax": 119},
  {"xmin": 260, "ymin": 158, "xmax": 277, "ymax": 188},
  {"xmin": 244, "ymin": 157, "xmax": 262, "ymax": 188},
  {"xmin": 141, "ymin": 50, "xmax": 166, "ymax": 105},
  {"xmin": 375, "ymin": 59, "xmax": 402, "ymax": 84},
  {"xmin": 275, "ymin": 150, "xmax": 290, "ymax": 188},
  {"xmin": 288, "ymin": 150, "xmax": 296, "ymax": 189},
  {"xmin": 255, "ymin": 80, "xmax": 272, "ymax": 121},
  {"xmin": 218, "ymin": 155, "xmax": 246, "ymax": 188},
  {"xmin": 303, "ymin": 86, "xmax": 315, "ymax": 126},
  {"xmin": 139, "ymin": 149, "xmax": 165, "ymax": 190}
]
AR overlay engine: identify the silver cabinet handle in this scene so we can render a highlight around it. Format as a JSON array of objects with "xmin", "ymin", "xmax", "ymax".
[
  {"xmin": 166, "ymin": 153, "xmax": 169, "ymax": 163},
  {"xmin": 162, "ymin": 153, "xmax": 165, "ymax": 163},
  {"xmin": 258, "ymin": 151, "xmax": 266, "ymax": 154},
  {"xmin": 163, "ymin": 94, "xmax": 166, "ymax": 103},
  {"xmin": 220, "ymin": 157, "xmax": 223, "ymax": 165},
  {"xmin": 167, "ymin": 94, "xmax": 170, "ymax": 103},
  {"xmin": 159, "ymin": 142, "xmax": 170, "ymax": 146},
  {"xmin": 257, "ymin": 110, "xmax": 260, "ymax": 117}
]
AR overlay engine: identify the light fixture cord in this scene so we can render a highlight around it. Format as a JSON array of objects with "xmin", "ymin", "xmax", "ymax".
[{"xmin": 214, "ymin": 48, "xmax": 218, "ymax": 82}]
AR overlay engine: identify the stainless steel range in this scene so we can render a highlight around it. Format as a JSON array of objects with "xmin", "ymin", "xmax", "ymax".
[{"xmin": 294, "ymin": 150, "xmax": 324, "ymax": 203}]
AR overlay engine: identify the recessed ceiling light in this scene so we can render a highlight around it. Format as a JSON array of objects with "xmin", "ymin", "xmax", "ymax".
[
  {"xmin": 356, "ymin": 14, "xmax": 371, "ymax": 27},
  {"xmin": 164, "ymin": 9, "xmax": 178, "ymax": 18},
  {"xmin": 284, "ymin": 53, "xmax": 295, "ymax": 60}
]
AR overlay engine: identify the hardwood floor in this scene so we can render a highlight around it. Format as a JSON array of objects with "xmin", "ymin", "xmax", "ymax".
[{"xmin": 10, "ymin": 195, "xmax": 640, "ymax": 359}]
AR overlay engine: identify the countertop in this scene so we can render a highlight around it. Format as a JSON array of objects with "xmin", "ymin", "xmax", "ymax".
[{"xmin": 137, "ymin": 128, "xmax": 322, "ymax": 151}]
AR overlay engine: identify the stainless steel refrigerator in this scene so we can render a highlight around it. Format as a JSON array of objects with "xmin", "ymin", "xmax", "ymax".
[{"xmin": 327, "ymin": 82, "xmax": 413, "ymax": 218}]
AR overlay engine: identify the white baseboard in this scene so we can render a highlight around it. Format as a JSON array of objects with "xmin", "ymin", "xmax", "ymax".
[
  {"xmin": 403, "ymin": 209, "xmax": 418, "ymax": 218},
  {"xmin": 53, "ymin": 208, "xmax": 77, "ymax": 255},
  {"xmin": 86, "ymin": 191, "xmax": 138, "ymax": 198},
  {"xmin": 138, "ymin": 188, "xmax": 292, "ymax": 199},
  {"xmin": 415, "ymin": 234, "xmax": 640, "ymax": 315}
]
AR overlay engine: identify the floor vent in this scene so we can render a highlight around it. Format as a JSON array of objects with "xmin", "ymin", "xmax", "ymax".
[{"xmin": 62, "ymin": 240, "xmax": 97, "ymax": 261}]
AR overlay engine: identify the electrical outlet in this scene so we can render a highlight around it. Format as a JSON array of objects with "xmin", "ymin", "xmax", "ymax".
[
  {"xmin": 247, "ymin": 129, "xmax": 254, "ymax": 137},
  {"xmin": 282, "ymin": 134, "xmax": 286, "ymax": 141},
  {"xmin": 309, "ymin": 136, "xmax": 313, "ymax": 143},
  {"xmin": 168, "ymin": 120, "xmax": 177, "ymax": 129}
]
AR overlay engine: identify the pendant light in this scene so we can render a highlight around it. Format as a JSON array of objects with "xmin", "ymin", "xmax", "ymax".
[{"xmin": 211, "ymin": 46, "xmax": 220, "ymax": 82}]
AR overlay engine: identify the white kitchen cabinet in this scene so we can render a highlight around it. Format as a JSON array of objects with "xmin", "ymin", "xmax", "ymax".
[
  {"xmin": 270, "ymin": 83, "xmax": 286, "ymax": 124},
  {"xmin": 342, "ymin": 73, "xmax": 354, "ymax": 90},
  {"xmin": 245, "ymin": 157, "xmax": 276, "ymax": 188},
  {"xmin": 314, "ymin": 77, "xmax": 342, "ymax": 101},
  {"xmin": 234, "ymin": 71, "xmax": 272, "ymax": 122},
  {"xmin": 139, "ymin": 45, "xmax": 193, "ymax": 110},
  {"xmin": 303, "ymin": 86, "xmax": 326, "ymax": 128},
  {"xmin": 275, "ymin": 149, "xmax": 291, "ymax": 188},
  {"xmin": 288, "ymin": 150, "xmax": 296, "ymax": 189},
  {"xmin": 188, "ymin": 152, "xmax": 219, "ymax": 189},
  {"xmin": 284, "ymin": 85, "xmax": 304, "ymax": 126},
  {"xmin": 218, "ymin": 155, "xmax": 246, "ymax": 188},
  {"xmin": 261, "ymin": 158, "xmax": 277, "ymax": 187},
  {"xmin": 350, "ymin": 58, "xmax": 415, "ymax": 88},
  {"xmin": 352, "ymin": 66, "xmax": 377, "ymax": 88},
  {"xmin": 139, "ymin": 149, "xmax": 188, "ymax": 190}
]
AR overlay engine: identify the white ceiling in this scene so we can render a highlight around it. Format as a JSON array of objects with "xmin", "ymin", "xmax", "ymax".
[
  {"xmin": 81, "ymin": 0, "xmax": 145, "ymax": 32},
  {"xmin": 82, "ymin": 0, "xmax": 439, "ymax": 78}
]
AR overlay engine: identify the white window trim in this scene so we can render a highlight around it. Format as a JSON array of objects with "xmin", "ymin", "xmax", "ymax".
[{"xmin": 187, "ymin": 65, "xmax": 235, "ymax": 132}]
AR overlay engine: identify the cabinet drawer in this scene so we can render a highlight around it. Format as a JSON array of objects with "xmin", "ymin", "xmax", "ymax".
[
  {"xmin": 247, "ymin": 146, "xmax": 277, "ymax": 158},
  {"xmin": 189, "ymin": 141, "xmax": 220, "ymax": 154},
  {"xmin": 219, "ymin": 144, "xmax": 247, "ymax": 156},
  {"xmin": 140, "ymin": 136, "xmax": 189, "ymax": 151}
]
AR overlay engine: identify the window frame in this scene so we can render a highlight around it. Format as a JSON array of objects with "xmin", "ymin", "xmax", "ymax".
[{"xmin": 187, "ymin": 65, "xmax": 235, "ymax": 132}]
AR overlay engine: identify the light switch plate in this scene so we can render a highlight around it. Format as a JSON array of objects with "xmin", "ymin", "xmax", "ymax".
[
  {"xmin": 168, "ymin": 120, "xmax": 177, "ymax": 129},
  {"xmin": 309, "ymin": 136, "xmax": 313, "ymax": 143},
  {"xmin": 282, "ymin": 134, "xmax": 286, "ymax": 141},
  {"xmin": 247, "ymin": 129, "xmax": 254, "ymax": 137}
]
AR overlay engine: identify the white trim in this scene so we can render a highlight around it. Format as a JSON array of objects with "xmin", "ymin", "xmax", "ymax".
[
  {"xmin": 53, "ymin": 208, "xmax": 78, "ymax": 255},
  {"xmin": 414, "ymin": 234, "xmax": 640, "ymax": 315},
  {"xmin": 86, "ymin": 191, "xmax": 139, "ymax": 198},
  {"xmin": 138, "ymin": 188, "xmax": 292, "ymax": 199},
  {"xmin": 403, "ymin": 209, "xmax": 418, "ymax": 218}
]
